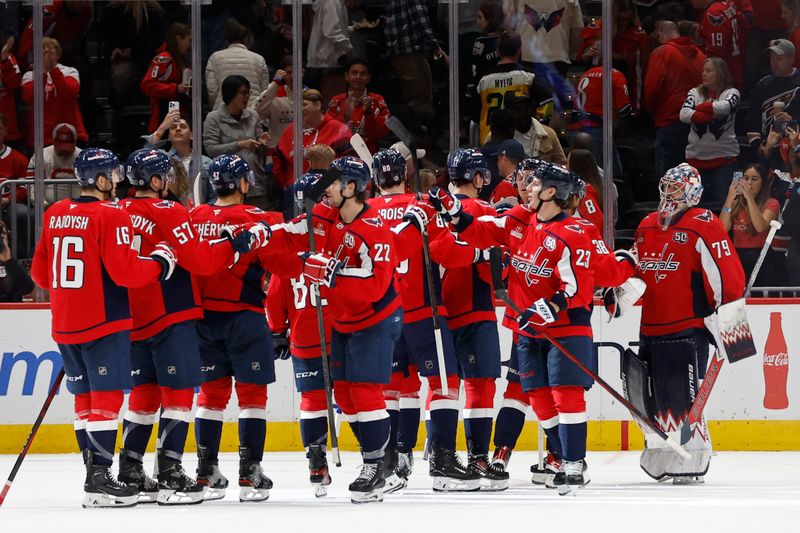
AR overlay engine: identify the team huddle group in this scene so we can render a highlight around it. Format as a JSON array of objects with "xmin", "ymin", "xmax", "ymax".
[{"xmin": 30, "ymin": 138, "xmax": 746, "ymax": 508}]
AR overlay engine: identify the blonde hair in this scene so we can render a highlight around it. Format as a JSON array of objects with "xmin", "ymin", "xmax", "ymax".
[
  {"xmin": 305, "ymin": 143, "xmax": 335, "ymax": 170},
  {"xmin": 699, "ymin": 57, "xmax": 734, "ymax": 97},
  {"xmin": 42, "ymin": 37, "xmax": 61, "ymax": 57},
  {"xmin": 169, "ymin": 158, "xmax": 190, "ymax": 205}
]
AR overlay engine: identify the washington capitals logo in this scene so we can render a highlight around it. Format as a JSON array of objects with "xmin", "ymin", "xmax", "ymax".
[
  {"xmin": 640, "ymin": 250, "xmax": 680, "ymax": 282},
  {"xmin": 362, "ymin": 217, "xmax": 384, "ymax": 228},
  {"xmin": 512, "ymin": 247, "xmax": 554, "ymax": 286},
  {"xmin": 524, "ymin": 6, "xmax": 564, "ymax": 32},
  {"xmin": 694, "ymin": 210, "xmax": 713, "ymax": 223},
  {"xmin": 707, "ymin": 13, "xmax": 725, "ymax": 27}
]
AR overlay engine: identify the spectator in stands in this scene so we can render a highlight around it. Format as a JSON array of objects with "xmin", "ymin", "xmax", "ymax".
[
  {"xmin": 490, "ymin": 138, "xmax": 526, "ymax": 208},
  {"xmin": 307, "ymin": 0, "xmax": 353, "ymax": 105},
  {"xmin": 204, "ymin": 75, "xmax": 273, "ymax": 210},
  {"xmin": 744, "ymin": 0, "xmax": 785, "ymax": 91},
  {"xmin": 390, "ymin": 141, "xmax": 427, "ymax": 183},
  {"xmin": 679, "ymin": 57, "xmax": 741, "ymax": 203},
  {"xmin": 0, "ymin": 35, "xmax": 22, "ymax": 145},
  {"xmin": 464, "ymin": 1, "xmax": 507, "ymax": 121},
  {"xmin": 255, "ymin": 55, "xmax": 294, "ymax": 149},
  {"xmin": 273, "ymin": 89, "xmax": 351, "ymax": 189},
  {"xmin": 17, "ymin": 1, "xmax": 91, "ymax": 69},
  {"xmin": 781, "ymin": 0, "xmax": 800, "ymax": 67},
  {"xmin": 326, "ymin": 59, "xmax": 390, "ymax": 153},
  {"xmin": 506, "ymin": 92, "xmax": 566, "ymax": 165},
  {"xmin": 644, "ymin": 20, "xmax": 706, "ymax": 176},
  {"xmin": 306, "ymin": 143, "xmax": 336, "ymax": 172},
  {"xmin": 505, "ymin": 0, "xmax": 583, "ymax": 71},
  {"xmin": 144, "ymin": 110, "xmax": 211, "ymax": 204},
  {"xmin": 0, "ymin": 220, "xmax": 34, "ymax": 303},
  {"xmin": 99, "ymin": 1, "xmax": 167, "ymax": 107},
  {"xmin": 141, "ymin": 22, "xmax": 191, "ymax": 132},
  {"xmin": 26, "ymin": 123, "xmax": 82, "ymax": 206},
  {"xmin": 747, "ymin": 39, "xmax": 800, "ymax": 151},
  {"xmin": 693, "ymin": 0, "xmax": 746, "ymax": 89},
  {"xmin": 474, "ymin": 31, "xmax": 535, "ymax": 144},
  {"xmin": 0, "ymin": 113, "xmax": 30, "ymax": 258},
  {"xmin": 719, "ymin": 164, "xmax": 781, "ymax": 285},
  {"xmin": 567, "ymin": 148, "xmax": 608, "ymax": 230},
  {"xmin": 577, "ymin": 0, "xmax": 650, "ymax": 112},
  {"xmin": 206, "ymin": 19, "xmax": 269, "ymax": 110},
  {"xmin": 480, "ymin": 108, "xmax": 517, "ymax": 187},
  {"xmin": 384, "ymin": 0, "xmax": 446, "ymax": 132},
  {"xmin": 20, "ymin": 37, "xmax": 87, "ymax": 148}
]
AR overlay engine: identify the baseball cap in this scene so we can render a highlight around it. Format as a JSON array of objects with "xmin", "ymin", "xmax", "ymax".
[
  {"xmin": 768, "ymin": 39, "xmax": 796, "ymax": 57},
  {"xmin": 390, "ymin": 141, "xmax": 426, "ymax": 161},
  {"xmin": 52, "ymin": 123, "xmax": 77, "ymax": 152},
  {"xmin": 496, "ymin": 139, "xmax": 527, "ymax": 162}
]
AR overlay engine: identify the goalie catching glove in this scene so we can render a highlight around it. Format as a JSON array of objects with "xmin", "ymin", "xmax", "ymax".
[
  {"xmin": 302, "ymin": 253, "xmax": 343, "ymax": 288},
  {"xmin": 221, "ymin": 222, "xmax": 272, "ymax": 254},
  {"xmin": 603, "ymin": 277, "xmax": 647, "ymax": 320},
  {"xmin": 149, "ymin": 242, "xmax": 177, "ymax": 281}
]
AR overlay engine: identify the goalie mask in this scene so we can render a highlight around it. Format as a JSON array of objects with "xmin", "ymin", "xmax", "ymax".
[{"xmin": 658, "ymin": 163, "xmax": 703, "ymax": 229}]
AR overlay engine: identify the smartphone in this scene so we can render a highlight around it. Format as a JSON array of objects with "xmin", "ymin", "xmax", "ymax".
[
  {"xmin": 168, "ymin": 101, "xmax": 180, "ymax": 114},
  {"xmin": 783, "ymin": 120, "xmax": 799, "ymax": 134},
  {"xmin": 732, "ymin": 171, "xmax": 743, "ymax": 184}
]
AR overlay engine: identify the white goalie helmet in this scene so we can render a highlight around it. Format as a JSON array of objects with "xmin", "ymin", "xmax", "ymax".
[{"xmin": 657, "ymin": 163, "xmax": 703, "ymax": 228}]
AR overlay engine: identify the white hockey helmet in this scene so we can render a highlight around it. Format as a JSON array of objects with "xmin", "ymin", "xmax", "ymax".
[{"xmin": 657, "ymin": 163, "xmax": 703, "ymax": 228}]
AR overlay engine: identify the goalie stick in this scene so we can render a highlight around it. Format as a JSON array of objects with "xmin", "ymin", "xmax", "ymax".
[
  {"xmin": 487, "ymin": 248, "xmax": 691, "ymax": 460},
  {"xmin": 386, "ymin": 116, "xmax": 449, "ymax": 395},
  {"xmin": 303, "ymin": 169, "xmax": 342, "ymax": 467},
  {"xmin": 0, "ymin": 368, "xmax": 65, "ymax": 507}
]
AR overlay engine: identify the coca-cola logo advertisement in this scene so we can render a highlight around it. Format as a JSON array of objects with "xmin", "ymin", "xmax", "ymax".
[{"xmin": 763, "ymin": 312, "xmax": 789, "ymax": 410}]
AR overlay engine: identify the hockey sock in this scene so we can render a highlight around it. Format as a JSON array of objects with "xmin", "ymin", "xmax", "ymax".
[
  {"xmin": 384, "ymin": 372, "xmax": 403, "ymax": 451},
  {"xmin": 553, "ymin": 386, "xmax": 587, "ymax": 462},
  {"xmin": 464, "ymin": 378, "xmax": 495, "ymax": 455},
  {"xmin": 196, "ymin": 377, "xmax": 233, "ymax": 462},
  {"xmin": 74, "ymin": 392, "xmax": 90, "ymax": 453},
  {"xmin": 300, "ymin": 389, "xmax": 328, "ymax": 447},
  {"xmin": 529, "ymin": 387, "xmax": 562, "ymax": 457},
  {"xmin": 157, "ymin": 387, "xmax": 194, "ymax": 459},
  {"xmin": 122, "ymin": 383, "xmax": 161, "ymax": 460},
  {"xmin": 236, "ymin": 382, "xmax": 268, "ymax": 462},
  {"xmin": 426, "ymin": 375, "xmax": 460, "ymax": 450},
  {"xmin": 86, "ymin": 390, "xmax": 123, "ymax": 466},
  {"xmin": 493, "ymin": 382, "xmax": 528, "ymax": 449},
  {"xmin": 350, "ymin": 383, "xmax": 389, "ymax": 463},
  {"xmin": 397, "ymin": 396, "xmax": 421, "ymax": 452}
]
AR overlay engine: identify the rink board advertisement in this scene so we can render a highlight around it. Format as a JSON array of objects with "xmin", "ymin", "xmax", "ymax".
[{"xmin": 1, "ymin": 301, "xmax": 799, "ymax": 453}]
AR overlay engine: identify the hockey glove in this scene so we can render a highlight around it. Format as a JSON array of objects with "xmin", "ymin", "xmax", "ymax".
[
  {"xmin": 428, "ymin": 186, "xmax": 462, "ymax": 222},
  {"xmin": 150, "ymin": 242, "xmax": 177, "ymax": 281},
  {"xmin": 603, "ymin": 277, "xmax": 647, "ymax": 322},
  {"xmin": 272, "ymin": 331, "xmax": 291, "ymax": 360},
  {"xmin": 402, "ymin": 200, "xmax": 435, "ymax": 231},
  {"xmin": 221, "ymin": 222, "xmax": 272, "ymax": 254},
  {"xmin": 614, "ymin": 247, "xmax": 638, "ymax": 269},
  {"xmin": 602, "ymin": 287, "xmax": 620, "ymax": 319},
  {"xmin": 303, "ymin": 253, "xmax": 343, "ymax": 288},
  {"xmin": 518, "ymin": 297, "xmax": 559, "ymax": 329}
]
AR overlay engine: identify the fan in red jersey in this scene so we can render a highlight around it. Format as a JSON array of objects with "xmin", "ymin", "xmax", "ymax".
[
  {"xmin": 693, "ymin": 0, "xmax": 746, "ymax": 88},
  {"xmin": 30, "ymin": 148, "xmax": 176, "ymax": 508},
  {"xmin": 623, "ymin": 163, "xmax": 745, "ymax": 484},
  {"xmin": 188, "ymin": 154, "xmax": 283, "ymax": 503}
]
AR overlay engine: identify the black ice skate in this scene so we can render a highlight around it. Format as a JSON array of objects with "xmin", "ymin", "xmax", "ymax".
[
  {"xmin": 156, "ymin": 450, "xmax": 204, "ymax": 505},
  {"xmin": 307, "ymin": 444, "xmax": 332, "ymax": 498},
  {"xmin": 81, "ymin": 450, "xmax": 138, "ymax": 509},
  {"xmin": 117, "ymin": 449, "xmax": 158, "ymax": 503},
  {"xmin": 491, "ymin": 446, "xmax": 513, "ymax": 474},
  {"xmin": 396, "ymin": 450, "xmax": 414, "ymax": 481},
  {"xmin": 382, "ymin": 448, "xmax": 406, "ymax": 494},
  {"xmin": 349, "ymin": 459, "xmax": 385, "ymax": 504},
  {"xmin": 429, "ymin": 448, "xmax": 481, "ymax": 492},
  {"xmin": 196, "ymin": 445, "xmax": 228, "ymax": 501},
  {"xmin": 238, "ymin": 446, "xmax": 273, "ymax": 502},
  {"xmin": 468, "ymin": 451, "xmax": 510, "ymax": 491},
  {"xmin": 555, "ymin": 460, "xmax": 591, "ymax": 496},
  {"xmin": 531, "ymin": 451, "xmax": 562, "ymax": 486}
]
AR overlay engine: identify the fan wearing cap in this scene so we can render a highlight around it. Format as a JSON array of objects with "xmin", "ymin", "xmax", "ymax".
[
  {"xmin": 747, "ymin": 38, "xmax": 800, "ymax": 146},
  {"xmin": 273, "ymin": 88, "xmax": 352, "ymax": 189},
  {"xmin": 506, "ymin": 91, "xmax": 566, "ymax": 165},
  {"xmin": 116, "ymin": 149, "xmax": 242, "ymax": 505},
  {"xmin": 490, "ymin": 138, "xmax": 527, "ymax": 209},
  {"xmin": 25, "ymin": 123, "xmax": 82, "ymax": 206}
]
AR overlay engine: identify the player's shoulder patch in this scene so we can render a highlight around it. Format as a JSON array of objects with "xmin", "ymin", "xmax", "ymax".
[
  {"xmin": 153, "ymin": 53, "xmax": 172, "ymax": 64},
  {"xmin": 245, "ymin": 207, "xmax": 265, "ymax": 215},
  {"xmin": 101, "ymin": 201, "xmax": 122, "ymax": 210},
  {"xmin": 563, "ymin": 223, "xmax": 585, "ymax": 234},
  {"xmin": 153, "ymin": 200, "xmax": 175, "ymax": 209},
  {"xmin": 361, "ymin": 217, "xmax": 384, "ymax": 228},
  {"xmin": 693, "ymin": 209, "xmax": 713, "ymax": 223}
]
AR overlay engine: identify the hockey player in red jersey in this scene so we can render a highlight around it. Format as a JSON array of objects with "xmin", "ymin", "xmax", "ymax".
[
  {"xmin": 250, "ymin": 157, "xmax": 403, "ymax": 503},
  {"xmin": 625, "ymin": 163, "xmax": 745, "ymax": 483},
  {"xmin": 425, "ymin": 162, "xmax": 597, "ymax": 495},
  {"xmin": 266, "ymin": 171, "xmax": 335, "ymax": 497},
  {"xmin": 30, "ymin": 148, "xmax": 176, "ymax": 508},
  {"xmin": 117, "ymin": 149, "xmax": 240, "ymax": 505},
  {"xmin": 694, "ymin": 0, "xmax": 745, "ymax": 88},
  {"xmin": 189, "ymin": 154, "xmax": 283, "ymax": 502}
]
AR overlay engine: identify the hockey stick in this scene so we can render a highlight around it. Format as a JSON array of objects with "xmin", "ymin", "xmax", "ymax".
[
  {"xmin": 678, "ymin": 218, "xmax": 782, "ymax": 445},
  {"xmin": 350, "ymin": 133, "xmax": 373, "ymax": 169},
  {"xmin": 0, "ymin": 367, "xmax": 65, "ymax": 507},
  {"xmin": 304, "ymin": 170, "xmax": 342, "ymax": 467},
  {"xmin": 487, "ymin": 248, "xmax": 691, "ymax": 460},
  {"xmin": 386, "ymin": 116, "xmax": 449, "ymax": 395}
]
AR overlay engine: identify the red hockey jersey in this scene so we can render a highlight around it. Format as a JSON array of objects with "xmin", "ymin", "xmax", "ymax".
[
  {"xmin": 575, "ymin": 66, "xmax": 631, "ymax": 127},
  {"xmin": 120, "ymin": 197, "xmax": 237, "ymax": 340},
  {"xmin": 266, "ymin": 202, "xmax": 401, "ymax": 333},
  {"xmin": 190, "ymin": 203, "xmax": 284, "ymax": 314},
  {"xmin": 30, "ymin": 197, "xmax": 164, "ymax": 343},
  {"xmin": 698, "ymin": 1, "xmax": 745, "ymax": 88},
  {"xmin": 490, "ymin": 178, "xmax": 519, "ymax": 208},
  {"xmin": 273, "ymin": 115, "xmax": 352, "ymax": 188},
  {"xmin": 0, "ymin": 54, "xmax": 22, "ymax": 142},
  {"xmin": 140, "ymin": 46, "xmax": 187, "ymax": 132},
  {"xmin": 576, "ymin": 183, "xmax": 604, "ymax": 232},
  {"xmin": 326, "ymin": 90, "xmax": 391, "ymax": 154},
  {"xmin": 457, "ymin": 208, "xmax": 594, "ymax": 338},
  {"xmin": 634, "ymin": 208, "xmax": 745, "ymax": 337},
  {"xmin": 572, "ymin": 216, "xmax": 634, "ymax": 288},
  {"xmin": 266, "ymin": 258, "xmax": 333, "ymax": 359}
]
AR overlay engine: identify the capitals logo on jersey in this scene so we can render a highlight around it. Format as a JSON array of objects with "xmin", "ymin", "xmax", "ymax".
[
  {"xmin": 639, "ymin": 245, "xmax": 680, "ymax": 282},
  {"xmin": 524, "ymin": 6, "xmax": 564, "ymax": 32},
  {"xmin": 512, "ymin": 247, "xmax": 555, "ymax": 286}
]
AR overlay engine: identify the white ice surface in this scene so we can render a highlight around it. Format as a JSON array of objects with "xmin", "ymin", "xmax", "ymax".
[{"xmin": 1, "ymin": 451, "xmax": 799, "ymax": 533}]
